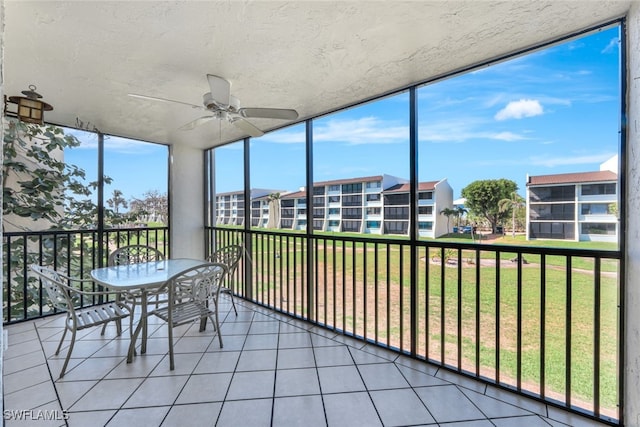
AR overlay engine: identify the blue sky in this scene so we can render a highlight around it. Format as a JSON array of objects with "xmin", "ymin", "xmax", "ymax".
[{"xmin": 65, "ymin": 25, "xmax": 620, "ymax": 202}]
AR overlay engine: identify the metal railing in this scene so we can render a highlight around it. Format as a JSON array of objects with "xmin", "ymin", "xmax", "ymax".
[
  {"xmin": 3, "ymin": 226, "xmax": 169, "ymax": 324},
  {"xmin": 207, "ymin": 226, "xmax": 622, "ymax": 424}
]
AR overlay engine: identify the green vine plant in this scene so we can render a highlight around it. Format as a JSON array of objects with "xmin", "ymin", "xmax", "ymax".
[{"xmin": 2, "ymin": 119, "xmax": 138, "ymax": 321}]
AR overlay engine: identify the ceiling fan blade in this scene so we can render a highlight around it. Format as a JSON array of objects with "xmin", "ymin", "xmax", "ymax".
[
  {"xmin": 206, "ymin": 75, "xmax": 231, "ymax": 106},
  {"xmin": 240, "ymin": 107, "xmax": 298, "ymax": 120},
  {"xmin": 231, "ymin": 117, "xmax": 264, "ymax": 137},
  {"xmin": 128, "ymin": 93, "xmax": 204, "ymax": 110},
  {"xmin": 178, "ymin": 116, "xmax": 215, "ymax": 131}
]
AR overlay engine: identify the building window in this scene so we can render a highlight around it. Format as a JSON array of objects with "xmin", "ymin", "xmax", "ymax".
[
  {"xmin": 366, "ymin": 207, "xmax": 381, "ymax": 215},
  {"xmin": 581, "ymin": 183, "xmax": 616, "ymax": 196},
  {"xmin": 384, "ymin": 193, "xmax": 410, "ymax": 205},
  {"xmin": 384, "ymin": 206, "xmax": 409, "ymax": 219},
  {"xmin": 418, "ymin": 206, "xmax": 433, "ymax": 215},
  {"xmin": 328, "ymin": 208, "xmax": 340, "ymax": 215},
  {"xmin": 313, "ymin": 186, "xmax": 325, "ymax": 195},
  {"xmin": 281, "ymin": 199, "xmax": 295, "ymax": 207},
  {"xmin": 328, "ymin": 220, "xmax": 340, "ymax": 227},
  {"xmin": 313, "ymin": 196, "xmax": 325, "ymax": 206},
  {"xmin": 384, "ymin": 221, "xmax": 408, "ymax": 234},
  {"xmin": 328, "ymin": 195, "xmax": 340, "ymax": 203},
  {"xmin": 328, "ymin": 185, "xmax": 340, "ymax": 191},
  {"xmin": 313, "ymin": 208, "xmax": 325, "ymax": 218},
  {"xmin": 342, "ymin": 183, "xmax": 363, "ymax": 194},
  {"xmin": 418, "ymin": 191, "xmax": 433, "ymax": 200},
  {"xmin": 366, "ymin": 181, "xmax": 381, "ymax": 189},
  {"xmin": 529, "ymin": 203, "xmax": 575, "ymax": 221},
  {"xmin": 281, "ymin": 219, "xmax": 294, "ymax": 229},
  {"xmin": 313, "ymin": 220, "xmax": 324, "ymax": 230},
  {"xmin": 581, "ymin": 203, "xmax": 616, "ymax": 215},
  {"xmin": 281, "ymin": 208, "xmax": 295, "ymax": 218},
  {"xmin": 343, "ymin": 208, "xmax": 362, "ymax": 219},
  {"xmin": 529, "ymin": 222, "xmax": 575, "ymax": 239},
  {"xmin": 366, "ymin": 193, "xmax": 381, "ymax": 202},
  {"xmin": 581, "ymin": 223, "xmax": 616, "ymax": 235},
  {"xmin": 529, "ymin": 185, "xmax": 575, "ymax": 202},
  {"xmin": 343, "ymin": 195, "xmax": 362, "ymax": 206},
  {"xmin": 418, "ymin": 221, "xmax": 433, "ymax": 230},
  {"xmin": 342, "ymin": 220, "xmax": 360, "ymax": 232}
]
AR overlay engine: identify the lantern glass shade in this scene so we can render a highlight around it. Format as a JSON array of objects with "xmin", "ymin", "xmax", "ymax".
[{"xmin": 18, "ymin": 98, "xmax": 44, "ymax": 123}]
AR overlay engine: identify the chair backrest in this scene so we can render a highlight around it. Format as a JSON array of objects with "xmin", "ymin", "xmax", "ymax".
[
  {"xmin": 29, "ymin": 265, "xmax": 73, "ymax": 312},
  {"xmin": 208, "ymin": 245, "xmax": 243, "ymax": 275},
  {"xmin": 109, "ymin": 244, "xmax": 165, "ymax": 267},
  {"xmin": 166, "ymin": 262, "xmax": 228, "ymax": 303}
]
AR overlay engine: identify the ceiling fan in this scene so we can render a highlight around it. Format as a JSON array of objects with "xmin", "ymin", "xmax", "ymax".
[{"xmin": 128, "ymin": 74, "xmax": 298, "ymax": 137}]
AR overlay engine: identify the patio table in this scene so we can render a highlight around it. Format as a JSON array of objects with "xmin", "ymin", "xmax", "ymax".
[{"xmin": 91, "ymin": 258, "xmax": 208, "ymax": 362}]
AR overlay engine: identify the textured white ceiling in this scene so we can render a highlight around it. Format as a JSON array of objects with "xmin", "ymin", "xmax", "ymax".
[{"xmin": 3, "ymin": 1, "xmax": 632, "ymax": 149}]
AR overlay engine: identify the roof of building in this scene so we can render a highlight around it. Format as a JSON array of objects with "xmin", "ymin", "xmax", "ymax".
[
  {"xmin": 385, "ymin": 181, "xmax": 439, "ymax": 193},
  {"xmin": 527, "ymin": 170, "xmax": 617, "ymax": 186},
  {"xmin": 313, "ymin": 175, "xmax": 383, "ymax": 187},
  {"xmin": 281, "ymin": 190, "xmax": 306, "ymax": 199}
]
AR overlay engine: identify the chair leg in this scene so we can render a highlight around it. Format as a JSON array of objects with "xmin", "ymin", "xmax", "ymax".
[
  {"xmin": 59, "ymin": 328, "xmax": 76, "ymax": 379},
  {"xmin": 213, "ymin": 299, "xmax": 223, "ymax": 348},
  {"xmin": 168, "ymin": 322, "xmax": 175, "ymax": 371},
  {"xmin": 55, "ymin": 326, "xmax": 68, "ymax": 356},
  {"xmin": 229, "ymin": 292, "xmax": 238, "ymax": 315}
]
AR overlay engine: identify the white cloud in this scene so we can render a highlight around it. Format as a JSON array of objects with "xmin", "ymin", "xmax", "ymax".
[
  {"xmin": 259, "ymin": 117, "xmax": 407, "ymax": 146},
  {"xmin": 494, "ymin": 99, "xmax": 544, "ymax": 121},
  {"xmin": 528, "ymin": 152, "xmax": 616, "ymax": 168},
  {"xmin": 314, "ymin": 117, "xmax": 407, "ymax": 145},
  {"xmin": 602, "ymin": 37, "xmax": 619, "ymax": 54},
  {"xmin": 492, "ymin": 132, "xmax": 526, "ymax": 141}
]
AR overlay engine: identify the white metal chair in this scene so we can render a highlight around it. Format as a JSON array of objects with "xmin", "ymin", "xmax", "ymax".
[
  {"xmin": 207, "ymin": 245, "xmax": 243, "ymax": 315},
  {"xmin": 29, "ymin": 264, "xmax": 132, "ymax": 378},
  {"xmin": 128, "ymin": 262, "xmax": 227, "ymax": 370},
  {"xmin": 108, "ymin": 244, "xmax": 165, "ymax": 266},
  {"xmin": 106, "ymin": 244, "xmax": 166, "ymax": 333}
]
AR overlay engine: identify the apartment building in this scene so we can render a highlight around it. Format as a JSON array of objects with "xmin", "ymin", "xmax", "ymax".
[
  {"xmin": 526, "ymin": 156, "xmax": 619, "ymax": 242},
  {"xmin": 216, "ymin": 188, "xmax": 282, "ymax": 227},
  {"xmin": 217, "ymin": 174, "xmax": 453, "ymax": 238}
]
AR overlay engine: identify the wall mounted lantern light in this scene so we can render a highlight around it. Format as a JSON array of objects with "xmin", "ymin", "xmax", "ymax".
[{"xmin": 4, "ymin": 84, "xmax": 53, "ymax": 125}]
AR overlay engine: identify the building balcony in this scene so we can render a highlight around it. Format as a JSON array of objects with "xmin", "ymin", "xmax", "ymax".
[
  {"xmin": 3, "ymin": 297, "xmax": 611, "ymax": 427},
  {"xmin": 2, "ymin": 226, "xmax": 623, "ymax": 425}
]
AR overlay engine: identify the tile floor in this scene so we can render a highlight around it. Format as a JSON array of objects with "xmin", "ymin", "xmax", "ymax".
[{"xmin": 3, "ymin": 297, "xmax": 611, "ymax": 426}]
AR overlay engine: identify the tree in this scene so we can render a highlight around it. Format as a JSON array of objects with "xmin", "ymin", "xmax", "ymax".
[
  {"xmin": 107, "ymin": 189, "xmax": 128, "ymax": 214},
  {"xmin": 266, "ymin": 193, "xmax": 281, "ymax": 228},
  {"xmin": 440, "ymin": 207, "xmax": 457, "ymax": 234},
  {"xmin": 498, "ymin": 191, "xmax": 525, "ymax": 238},
  {"xmin": 455, "ymin": 206, "xmax": 468, "ymax": 228},
  {"xmin": 129, "ymin": 190, "xmax": 168, "ymax": 225},
  {"xmin": 3, "ymin": 120, "xmax": 96, "ymax": 231},
  {"xmin": 461, "ymin": 179, "xmax": 518, "ymax": 234}
]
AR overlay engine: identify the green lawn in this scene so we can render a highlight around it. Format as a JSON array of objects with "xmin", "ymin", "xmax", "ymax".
[{"xmin": 243, "ymin": 231, "xmax": 620, "ymax": 416}]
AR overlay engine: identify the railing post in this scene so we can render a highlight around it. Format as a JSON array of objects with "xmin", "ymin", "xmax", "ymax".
[{"xmin": 409, "ymin": 86, "xmax": 419, "ymax": 356}]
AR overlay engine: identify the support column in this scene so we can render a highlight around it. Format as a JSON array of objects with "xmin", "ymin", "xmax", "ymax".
[
  {"xmin": 625, "ymin": 3, "xmax": 640, "ymax": 426},
  {"xmin": 170, "ymin": 143, "xmax": 205, "ymax": 259}
]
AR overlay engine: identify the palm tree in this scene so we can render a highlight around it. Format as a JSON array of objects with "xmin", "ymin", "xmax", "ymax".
[
  {"xmin": 498, "ymin": 192, "xmax": 525, "ymax": 238},
  {"xmin": 454, "ymin": 206, "xmax": 468, "ymax": 228},
  {"xmin": 266, "ymin": 192, "xmax": 281, "ymax": 229},
  {"xmin": 107, "ymin": 189, "xmax": 128, "ymax": 214},
  {"xmin": 440, "ymin": 207, "xmax": 457, "ymax": 234}
]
